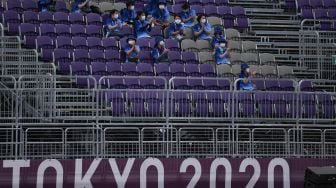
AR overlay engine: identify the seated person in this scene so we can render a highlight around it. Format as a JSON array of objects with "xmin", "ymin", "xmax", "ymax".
[
  {"xmin": 38, "ymin": 0, "xmax": 53, "ymax": 12},
  {"xmin": 168, "ymin": 15, "xmax": 185, "ymax": 41},
  {"xmin": 193, "ymin": 14, "xmax": 212, "ymax": 40},
  {"xmin": 135, "ymin": 11, "xmax": 153, "ymax": 38},
  {"xmin": 179, "ymin": 2, "xmax": 196, "ymax": 27},
  {"xmin": 120, "ymin": 1, "xmax": 137, "ymax": 27},
  {"xmin": 151, "ymin": 37, "xmax": 170, "ymax": 63},
  {"xmin": 71, "ymin": 0, "xmax": 94, "ymax": 13},
  {"xmin": 104, "ymin": 9, "xmax": 122, "ymax": 38},
  {"xmin": 239, "ymin": 63, "xmax": 256, "ymax": 91},
  {"xmin": 145, "ymin": 0, "xmax": 162, "ymax": 15},
  {"xmin": 214, "ymin": 40, "xmax": 230, "ymax": 65},
  {"xmin": 211, "ymin": 26, "xmax": 226, "ymax": 49},
  {"xmin": 152, "ymin": 2, "xmax": 170, "ymax": 27},
  {"xmin": 123, "ymin": 37, "xmax": 140, "ymax": 63}
]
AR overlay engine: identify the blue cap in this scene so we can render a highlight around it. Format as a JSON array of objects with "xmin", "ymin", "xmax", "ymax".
[{"xmin": 241, "ymin": 63, "xmax": 249, "ymax": 70}]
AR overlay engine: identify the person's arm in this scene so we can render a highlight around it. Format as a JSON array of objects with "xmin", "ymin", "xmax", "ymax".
[
  {"xmin": 203, "ymin": 23, "xmax": 212, "ymax": 34},
  {"xmin": 169, "ymin": 24, "xmax": 179, "ymax": 36},
  {"xmin": 193, "ymin": 25, "xmax": 203, "ymax": 37},
  {"xmin": 107, "ymin": 22, "xmax": 119, "ymax": 30},
  {"xmin": 78, "ymin": 0, "xmax": 89, "ymax": 8},
  {"xmin": 125, "ymin": 45, "xmax": 135, "ymax": 56}
]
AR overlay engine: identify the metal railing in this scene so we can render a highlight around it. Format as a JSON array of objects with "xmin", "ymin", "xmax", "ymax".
[{"xmin": 1, "ymin": 62, "xmax": 56, "ymax": 77}]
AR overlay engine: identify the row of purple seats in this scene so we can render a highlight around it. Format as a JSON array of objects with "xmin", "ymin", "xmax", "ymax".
[
  {"xmin": 104, "ymin": 90, "xmax": 335, "ymax": 119},
  {"xmin": 171, "ymin": 77, "xmax": 230, "ymax": 90},
  {"xmin": 67, "ymin": 62, "xmax": 217, "ymax": 79},
  {"xmin": 168, "ymin": 4, "xmax": 246, "ymax": 17},
  {"xmin": 251, "ymin": 80, "xmax": 295, "ymax": 91},
  {"xmin": 301, "ymin": 8, "xmax": 336, "ymax": 30},
  {"xmin": 297, "ymin": 0, "xmax": 336, "ymax": 10},
  {"xmin": 5, "ymin": 0, "xmax": 68, "ymax": 13},
  {"xmin": 173, "ymin": 0, "xmax": 229, "ymax": 6}
]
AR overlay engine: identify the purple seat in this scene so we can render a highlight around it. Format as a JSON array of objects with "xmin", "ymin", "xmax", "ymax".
[
  {"xmin": 105, "ymin": 50, "xmax": 122, "ymax": 63},
  {"xmin": 299, "ymin": 93, "xmax": 317, "ymax": 118},
  {"xmin": 185, "ymin": 64, "xmax": 202, "ymax": 77},
  {"xmin": 106, "ymin": 91, "xmax": 125, "ymax": 115},
  {"xmin": 217, "ymin": 5, "xmax": 231, "ymax": 17},
  {"xmin": 172, "ymin": 78, "xmax": 189, "ymax": 89},
  {"xmin": 181, "ymin": 51, "xmax": 198, "ymax": 64},
  {"xmin": 155, "ymin": 63, "xmax": 172, "ymax": 78},
  {"xmin": 204, "ymin": 5, "xmax": 218, "ymax": 17},
  {"xmin": 127, "ymin": 90, "xmax": 145, "ymax": 117},
  {"xmin": 149, "ymin": 26, "xmax": 163, "ymax": 37},
  {"xmin": 89, "ymin": 49, "xmax": 105, "ymax": 62},
  {"xmin": 119, "ymin": 25, "xmax": 134, "ymax": 37},
  {"xmin": 235, "ymin": 92, "xmax": 254, "ymax": 118},
  {"xmin": 192, "ymin": 92, "xmax": 209, "ymax": 116},
  {"xmin": 171, "ymin": 4, "xmax": 182, "ymax": 14},
  {"xmin": 223, "ymin": 14, "xmax": 235, "ymax": 29},
  {"xmin": 271, "ymin": 93, "xmax": 288, "ymax": 118},
  {"xmin": 22, "ymin": 0, "xmax": 38, "ymax": 12},
  {"xmin": 208, "ymin": 92, "xmax": 230, "ymax": 117},
  {"xmin": 200, "ymin": 64, "xmax": 216, "ymax": 77},
  {"xmin": 285, "ymin": 0, "xmax": 296, "ymax": 9},
  {"xmin": 58, "ymin": 61, "xmax": 71, "ymax": 75},
  {"xmin": 106, "ymin": 62, "xmax": 124, "ymax": 76},
  {"xmin": 215, "ymin": 0, "xmax": 229, "ymax": 5},
  {"xmin": 265, "ymin": 80, "xmax": 280, "ymax": 91},
  {"xmin": 144, "ymin": 90, "xmax": 165, "ymax": 117},
  {"xmin": 139, "ymin": 50, "xmax": 152, "ymax": 64},
  {"xmin": 174, "ymin": 0, "xmax": 185, "ymax": 5},
  {"xmin": 203, "ymin": 0, "xmax": 216, "ymax": 5},
  {"xmin": 54, "ymin": 12, "xmax": 69, "ymax": 25},
  {"xmin": 108, "ymin": 77, "xmax": 126, "ymax": 89},
  {"xmin": 328, "ymin": 8, "xmax": 336, "ymax": 19},
  {"xmin": 252, "ymin": 80, "xmax": 265, "ymax": 91},
  {"xmin": 139, "ymin": 77, "xmax": 156, "ymax": 89},
  {"xmin": 69, "ymin": 12, "xmax": 85, "ymax": 25},
  {"xmin": 297, "ymin": 0, "xmax": 311, "ymax": 10},
  {"xmin": 55, "ymin": 24, "xmax": 71, "ymax": 37},
  {"xmin": 23, "ymin": 11, "xmax": 39, "ymax": 24},
  {"xmin": 102, "ymin": 37, "xmax": 119, "ymax": 50},
  {"xmin": 71, "ymin": 61, "xmax": 89, "ymax": 75},
  {"xmin": 154, "ymin": 77, "xmax": 166, "ymax": 89},
  {"xmin": 165, "ymin": 39, "xmax": 180, "ymax": 51},
  {"xmin": 168, "ymin": 51, "xmax": 183, "ymax": 63},
  {"xmin": 137, "ymin": 38, "xmax": 152, "ymax": 51},
  {"xmin": 236, "ymin": 17, "xmax": 249, "ymax": 31},
  {"xmin": 324, "ymin": 0, "xmax": 336, "ymax": 8},
  {"xmin": 279, "ymin": 80, "xmax": 295, "ymax": 91},
  {"xmin": 20, "ymin": 23, "xmax": 38, "ymax": 48},
  {"xmin": 91, "ymin": 61, "xmax": 108, "ymax": 76},
  {"xmin": 137, "ymin": 63, "xmax": 154, "ymax": 76},
  {"xmin": 36, "ymin": 36, "xmax": 54, "ymax": 61},
  {"xmin": 310, "ymin": 0, "xmax": 324, "ymax": 8},
  {"xmin": 189, "ymin": 0, "xmax": 204, "ymax": 5},
  {"xmin": 6, "ymin": 0, "xmax": 23, "ymax": 12},
  {"xmin": 53, "ymin": 48, "xmax": 72, "ymax": 64},
  {"xmin": 192, "ymin": 5, "xmax": 204, "ymax": 15},
  {"xmin": 188, "ymin": 78, "xmax": 205, "ymax": 90},
  {"xmin": 55, "ymin": 1, "xmax": 69, "ymax": 12},
  {"xmin": 38, "ymin": 12, "xmax": 55, "ymax": 24},
  {"xmin": 86, "ymin": 25, "xmax": 102, "ymax": 37},
  {"xmin": 231, "ymin": 6, "xmax": 246, "ymax": 17},
  {"xmin": 70, "ymin": 24, "xmax": 87, "ymax": 37},
  {"xmin": 170, "ymin": 63, "xmax": 188, "ymax": 77},
  {"xmin": 73, "ymin": 49, "xmax": 90, "ymax": 63},
  {"xmin": 122, "ymin": 63, "xmax": 140, "ymax": 76},
  {"xmin": 317, "ymin": 93, "xmax": 335, "ymax": 119},
  {"xmin": 72, "ymin": 36, "xmax": 88, "ymax": 50},
  {"xmin": 4, "ymin": 10, "xmax": 21, "ymax": 35},
  {"xmin": 87, "ymin": 37, "xmax": 104, "ymax": 50},
  {"xmin": 255, "ymin": 93, "xmax": 274, "ymax": 118},
  {"xmin": 300, "ymin": 80, "xmax": 315, "ymax": 91},
  {"xmin": 40, "ymin": 23, "xmax": 56, "ymax": 38},
  {"xmin": 86, "ymin": 13, "xmax": 102, "ymax": 26},
  {"xmin": 314, "ymin": 8, "xmax": 332, "ymax": 30},
  {"xmin": 171, "ymin": 91, "xmax": 191, "ymax": 117},
  {"xmin": 301, "ymin": 7, "xmax": 314, "ymax": 19},
  {"xmin": 124, "ymin": 77, "xmax": 142, "ymax": 89},
  {"xmin": 202, "ymin": 79, "xmax": 221, "ymax": 90},
  {"xmin": 217, "ymin": 79, "xmax": 231, "ymax": 90},
  {"xmin": 56, "ymin": 36, "xmax": 73, "ymax": 49}
]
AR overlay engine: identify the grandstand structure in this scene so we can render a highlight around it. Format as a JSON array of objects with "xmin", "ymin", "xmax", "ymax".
[{"xmin": 0, "ymin": 0, "xmax": 336, "ymax": 161}]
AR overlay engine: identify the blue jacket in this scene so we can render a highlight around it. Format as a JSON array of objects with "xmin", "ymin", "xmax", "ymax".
[
  {"xmin": 151, "ymin": 46, "xmax": 164, "ymax": 63},
  {"xmin": 211, "ymin": 35, "xmax": 226, "ymax": 48},
  {"xmin": 104, "ymin": 18, "xmax": 122, "ymax": 33},
  {"xmin": 214, "ymin": 47, "xmax": 230, "ymax": 64},
  {"xmin": 152, "ymin": 8, "xmax": 170, "ymax": 22},
  {"xmin": 145, "ymin": 0, "xmax": 160, "ymax": 15},
  {"xmin": 168, "ymin": 22, "xmax": 184, "ymax": 38},
  {"xmin": 239, "ymin": 72, "xmax": 254, "ymax": 91},
  {"xmin": 135, "ymin": 19, "xmax": 151, "ymax": 37},
  {"xmin": 123, "ymin": 44, "xmax": 140, "ymax": 62},
  {"xmin": 193, "ymin": 22, "xmax": 212, "ymax": 40},
  {"xmin": 179, "ymin": 9, "xmax": 196, "ymax": 26},
  {"xmin": 120, "ymin": 8, "xmax": 137, "ymax": 23}
]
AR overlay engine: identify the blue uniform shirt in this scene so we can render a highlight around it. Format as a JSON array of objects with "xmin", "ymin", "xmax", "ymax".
[
  {"xmin": 146, "ymin": 0, "xmax": 160, "ymax": 15},
  {"xmin": 152, "ymin": 8, "xmax": 170, "ymax": 22},
  {"xmin": 239, "ymin": 72, "xmax": 254, "ymax": 91},
  {"xmin": 120, "ymin": 8, "xmax": 136, "ymax": 23},
  {"xmin": 39, "ymin": 0, "xmax": 51, "ymax": 12},
  {"xmin": 71, "ymin": 0, "xmax": 87, "ymax": 13},
  {"xmin": 123, "ymin": 44, "xmax": 140, "ymax": 62},
  {"xmin": 179, "ymin": 9, "xmax": 196, "ymax": 27},
  {"xmin": 214, "ymin": 47, "xmax": 230, "ymax": 65},
  {"xmin": 151, "ymin": 47, "xmax": 164, "ymax": 63},
  {"xmin": 193, "ymin": 22, "xmax": 212, "ymax": 40},
  {"xmin": 135, "ymin": 19, "xmax": 151, "ymax": 38},
  {"xmin": 168, "ymin": 22, "xmax": 185, "ymax": 39},
  {"xmin": 211, "ymin": 35, "xmax": 226, "ymax": 48},
  {"xmin": 105, "ymin": 18, "xmax": 122, "ymax": 33}
]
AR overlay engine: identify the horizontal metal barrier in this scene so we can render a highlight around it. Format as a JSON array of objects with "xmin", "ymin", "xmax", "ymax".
[
  {"xmin": 0, "ymin": 36, "xmax": 21, "ymax": 49},
  {"xmin": 0, "ymin": 49, "xmax": 38, "ymax": 63},
  {"xmin": 1, "ymin": 62, "xmax": 56, "ymax": 77}
]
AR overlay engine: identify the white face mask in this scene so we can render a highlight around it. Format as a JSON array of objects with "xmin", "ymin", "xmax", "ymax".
[
  {"xmin": 130, "ymin": 5, "xmax": 135, "ymax": 10},
  {"xmin": 141, "ymin": 15, "xmax": 146, "ymax": 20},
  {"xmin": 246, "ymin": 68, "xmax": 250, "ymax": 73},
  {"xmin": 220, "ymin": 43, "xmax": 226, "ymax": 48},
  {"xmin": 159, "ymin": 41, "xmax": 165, "ymax": 46},
  {"xmin": 175, "ymin": 19, "xmax": 181, "ymax": 24},
  {"xmin": 183, "ymin": 9, "xmax": 189, "ymax": 12},
  {"xmin": 159, "ymin": 5, "xmax": 165, "ymax": 9},
  {"xmin": 114, "ymin": 14, "xmax": 119, "ymax": 19},
  {"xmin": 201, "ymin": 18, "xmax": 206, "ymax": 23},
  {"xmin": 128, "ymin": 40, "xmax": 135, "ymax": 45}
]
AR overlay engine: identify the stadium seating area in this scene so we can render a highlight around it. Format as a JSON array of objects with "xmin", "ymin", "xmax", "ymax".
[{"xmin": 0, "ymin": 0, "xmax": 336, "ymax": 160}]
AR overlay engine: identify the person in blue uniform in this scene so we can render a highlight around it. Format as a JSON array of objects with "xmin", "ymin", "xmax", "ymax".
[
  {"xmin": 71, "ymin": 0, "xmax": 90, "ymax": 13},
  {"xmin": 193, "ymin": 14, "xmax": 212, "ymax": 40},
  {"xmin": 179, "ymin": 2, "xmax": 196, "ymax": 27},
  {"xmin": 104, "ymin": 9, "xmax": 123, "ymax": 38},
  {"xmin": 168, "ymin": 15, "xmax": 185, "ymax": 41},
  {"xmin": 38, "ymin": 0, "xmax": 53, "ymax": 12},
  {"xmin": 214, "ymin": 40, "xmax": 230, "ymax": 65},
  {"xmin": 123, "ymin": 37, "xmax": 140, "ymax": 63},
  {"xmin": 152, "ymin": 1, "xmax": 170, "ymax": 27},
  {"xmin": 134, "ymin": 11, "xmax": 154, "ymax": 38},
  {"xmin": 145, "ymin": 0, "xmax": 164, "ymax": 15},
  {"xmin": 211, "ymin": 26, "xmax": 226, "ymax": 49},
  {"xmin": 151, "ymin": 37, "xmax": 170, "ymax": 63},
  {"xmin": 239, "ymin": 64, "xmax": 256, "ymax": 91},
  {"xmin": 120, "ymin": 1, "xmax": 136, "ymax": 27}
]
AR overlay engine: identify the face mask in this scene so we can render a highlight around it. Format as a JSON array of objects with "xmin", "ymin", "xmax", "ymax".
[
  {"xmin": 201, "ymin": 18, "xmax": 206, "ymax": 23},
  {"xmin": 175, "ymin": 19, "xmax": 181, "ymax": 24},
  {"xmin": 114, "ymin": 14, "xmax": 119, "ymax": 19},
  {"xmin": 141, "ymin": 15, "xmax": 146, "ymax": 20},
  {"xmin": 129, "ymin": 5, "xmax": 134, "ymax": 10},
  {"xmin": 128, "ymin": 40, "xmax": 135, "ymax": 45},
  {"xmin": 220, "ymin": 43, "xmax": 226, "ymax": 48},
  {"xmin": 183, "ymin": 9, "xmax": 189, "ymax": 12},
  {"xmin": 246, "ymin": 68, "xmax": 250, "ymax": 73},
  {"xmin": 159, "ymin": 5, "xmax": 165, "ymax": 9},
  {"xmin": 159, "ymin": 41, "xmax": 165, "ymax": 46}
]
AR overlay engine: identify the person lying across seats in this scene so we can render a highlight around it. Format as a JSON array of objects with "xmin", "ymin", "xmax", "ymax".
[
  {"xmin": 193, "ymin": 14, "xmax": 212, "ymax": 40},
  {"xmin": 123, "ymin": 37, "xmax": 140, "ymax": 63},
  {"xmin": 120, "ymin": 0, "xmax": 137, "ymax": 27},
  {"xmin": 180, "ymin": 2, "xmax": 196, "ymax": 28},
  {"xmin": 151, "ymin": 37, "xmax": 170, "ymax": 63},
  {"xmin": 152, "ymin": 1, "xmax": 170, "ymax": 27},
  {"xmin": 168, "ymin": 15, "xmax": 185, "ymax": 41},
  {"xmin": 239, "ymin": 63, "xmax": 257, "ymax": 91},
  {"xmin": 104, "ymin": 9, "xmax": 123, "ymax": 38}
]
